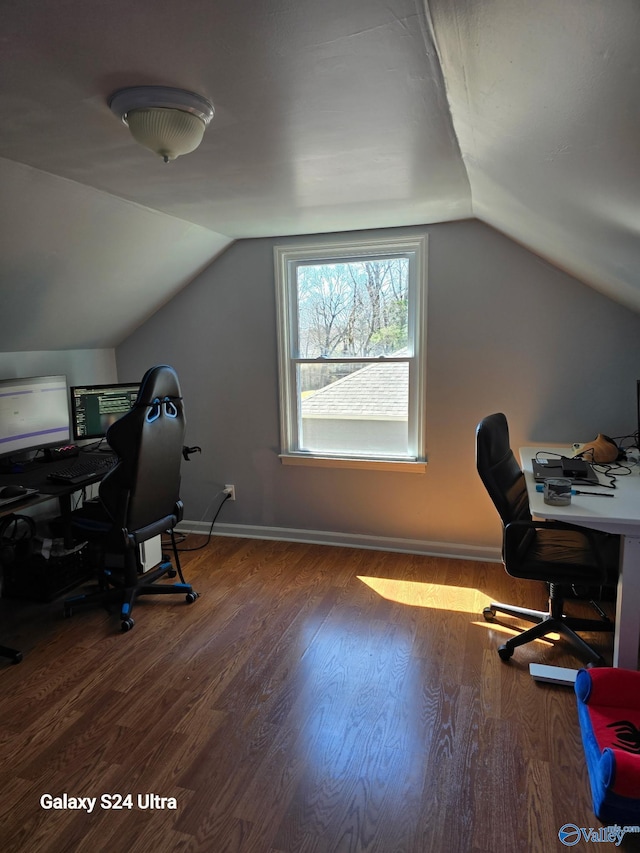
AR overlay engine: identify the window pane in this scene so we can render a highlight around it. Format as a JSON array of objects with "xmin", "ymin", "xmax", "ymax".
[
  {"xmin": 299, "ymin": 361, "xmax": 408, "ymax": 456},
  {"xmin": 296, "ymin": 258, "xmax": 409, "ymax": 358}
]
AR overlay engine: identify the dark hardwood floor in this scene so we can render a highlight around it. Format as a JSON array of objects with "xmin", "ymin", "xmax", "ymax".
[{"xmin": 0, "ymin": 536, "xmax": 637, "ymax": 853}]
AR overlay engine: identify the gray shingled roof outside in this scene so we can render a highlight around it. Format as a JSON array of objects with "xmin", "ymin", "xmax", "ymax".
[{"xmin": 301, "ymin": 360, "xmax": 408, "ymax": 420}]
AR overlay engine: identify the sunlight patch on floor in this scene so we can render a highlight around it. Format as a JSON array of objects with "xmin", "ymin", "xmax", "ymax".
[
  {"xmin": 358, "ymin": 575, "xmax": 487, "ymax": 612},
  {"xmin": 358, "ymin": 576, "xmax": 560, "ymax": 645}
]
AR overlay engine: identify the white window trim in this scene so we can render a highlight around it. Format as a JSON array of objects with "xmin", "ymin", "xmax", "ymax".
[{"xmin": 274, "ymin": 234, "xmax": 428, "ymax": 471}]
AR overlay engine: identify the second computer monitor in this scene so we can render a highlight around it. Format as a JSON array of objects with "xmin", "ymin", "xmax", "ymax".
[
  {"xmin": 0, "ymin": 374, "xmax": 70, "ymax": 461},
  {"xmin": 70, "ymin": 383, "xmax": 140, "ymax": 442}
]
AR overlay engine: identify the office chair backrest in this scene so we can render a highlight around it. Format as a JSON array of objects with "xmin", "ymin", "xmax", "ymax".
[
  {"xmin": 99, "ymin": 365, "xmax": 185, "ymax": 538},
  {"xmin": 476, "ymin": 413, "xmax": 531, "ymax": 526}
]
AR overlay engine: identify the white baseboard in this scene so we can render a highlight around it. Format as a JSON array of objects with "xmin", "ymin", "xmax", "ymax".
[{"xmin": 176, "ymin": 520, "xmax": 501, "ymax": 563}]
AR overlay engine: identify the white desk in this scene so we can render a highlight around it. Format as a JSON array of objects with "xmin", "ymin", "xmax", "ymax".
[{"xmin": 521, "ymin": 447, "xmax": 640, "ymax": 670}]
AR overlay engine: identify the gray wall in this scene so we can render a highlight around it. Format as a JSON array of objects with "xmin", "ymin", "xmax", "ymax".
[
  {"xmin": 115, "ymin": 220, "xmax": 640, "ymax": 557},
  {"xmin": 0, "ymin": 350, "xmax": 117, "ymax": 387}
]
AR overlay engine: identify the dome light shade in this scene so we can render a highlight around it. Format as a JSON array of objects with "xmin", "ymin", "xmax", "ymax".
[
  {"xmin": 109, "ymin": 86, "xmax": 215, "ymax": 162},
  {"xmin": 125, "ymin": 108, "xmax": 206, "ymax": 162}
]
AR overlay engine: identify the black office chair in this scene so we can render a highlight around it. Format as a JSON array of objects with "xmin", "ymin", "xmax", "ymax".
[
  {"xmin": 64, "ymin": 365, "xmax": 199, "ymax": 631},
  {"xmin": 476, "ymin": 413, "xmax": 618, "ymax": 666}
]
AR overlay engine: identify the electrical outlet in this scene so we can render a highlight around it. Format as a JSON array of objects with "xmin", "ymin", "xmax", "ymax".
[{"xmin": 224, "ymin": 484, "xmax": 236, "ymax": 501}]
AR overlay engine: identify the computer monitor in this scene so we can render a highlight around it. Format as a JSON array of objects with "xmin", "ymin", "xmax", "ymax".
[
  {"xmin": 0, "ymin": 375, "xmax": 71, "ymax": 461},
  {"xmin": 70, "ymin": 383, "xmax": 140, "ymax": 441}
]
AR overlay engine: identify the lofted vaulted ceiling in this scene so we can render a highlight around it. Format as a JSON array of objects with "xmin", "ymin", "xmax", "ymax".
[{"xmin": 1, "ymin": 0, "xmax": 639, "ymax": 350}]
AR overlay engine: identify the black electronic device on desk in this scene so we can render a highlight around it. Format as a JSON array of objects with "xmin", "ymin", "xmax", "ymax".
[
  {"xmin": 42, "ymin": 444, "xmax": 79, "ymax": 462},
  {"xmin": 531, "ymin": 456, "xmax": 600, "ymax": 485}
]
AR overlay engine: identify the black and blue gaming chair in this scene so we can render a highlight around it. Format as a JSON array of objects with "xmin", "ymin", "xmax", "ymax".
[{"xmin": 64, "ymin": 365, "xmax": 198, "ymax": 631}]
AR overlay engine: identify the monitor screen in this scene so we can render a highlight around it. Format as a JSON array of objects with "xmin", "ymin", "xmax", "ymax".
[
  {"xmin": 70, "ymin": 383, "xmax": 140, "ymax": 441},
  {"xmin": 0, "ymin": 375, "xmax": 71, "ymax": 460}
]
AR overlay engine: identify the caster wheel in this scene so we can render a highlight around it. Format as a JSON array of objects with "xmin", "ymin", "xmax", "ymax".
[
  {"xmin": 185, "ymin": 591, "xmax": 199, "ymax": 603},
  {"xmin": 12, "ymin": 652, "xmax": 22, "ymax": 664},
  {"xmin": 167, "ymin": 568, "xmax": 177, "ymax": 578},
  {"xmin": 483, "ymin": 606, "xmax": 496, "ymax": 622},
  {"xmin": 64, "ymin": 606, "xmax": 72, "ymax": 618},
  {"xmin": 121, "ymin": 617, "xmax": 135, "ymax": 632},
  {"xmin": 498, "ymin": 644, "xmax": 513, "ymax": 661}
]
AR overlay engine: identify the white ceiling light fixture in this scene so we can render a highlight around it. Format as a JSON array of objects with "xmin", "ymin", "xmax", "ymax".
[{"xmin": 109, "ymin": 86, "xmax": 215, "ymax": 163}]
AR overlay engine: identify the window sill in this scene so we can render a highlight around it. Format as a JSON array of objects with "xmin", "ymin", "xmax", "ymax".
[{"xmin": 279, "ymin": 454, "xmax": 428, "ymax": 473}]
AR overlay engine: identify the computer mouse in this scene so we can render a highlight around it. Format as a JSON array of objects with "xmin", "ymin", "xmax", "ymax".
[{"xmin": 0, "ymin": 484, "xmax": 29, "ymax": 498}]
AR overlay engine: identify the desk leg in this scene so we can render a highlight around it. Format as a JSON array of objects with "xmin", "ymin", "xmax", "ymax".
[
  {"xmin": 57, "ymin": 493, "xmax": 74, "ymax": 550},
  {"xmin": 613, "ymin": 535, "xmax": 640, "ymax": 670}
]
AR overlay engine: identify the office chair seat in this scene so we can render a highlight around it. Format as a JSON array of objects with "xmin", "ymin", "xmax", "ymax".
[
  {"xmin": 506, "ymin": 523, "xmax": 620, "ymax": 583},
  {"xmin": 477, "ymin": 413, "xmax": 619, "ymax": 666}
]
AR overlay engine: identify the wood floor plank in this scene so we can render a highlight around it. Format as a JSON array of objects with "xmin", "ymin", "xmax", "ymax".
[{"xmin": 0, "ymin": 536, "xmax": 624, "ymax": 852}]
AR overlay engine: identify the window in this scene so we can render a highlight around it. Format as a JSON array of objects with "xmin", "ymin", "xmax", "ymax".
[{"xmin": 274, "ymin": 234, "xmax": 427, "ymax": 471}]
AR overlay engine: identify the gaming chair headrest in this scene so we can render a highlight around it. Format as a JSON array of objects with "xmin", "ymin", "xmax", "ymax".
[{"xmin": 135, "ymin": 365, "xmax": 182, "ymax": 407}]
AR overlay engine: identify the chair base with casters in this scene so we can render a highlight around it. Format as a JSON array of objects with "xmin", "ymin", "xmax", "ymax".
[
  {"xmin": 64, "ymin": 525, "xmax": 199, "ymax": 633},
  {"xmin": 575, "ymin": 667, "xmax": 640, "ymax": 825},
  {"xmin": 483, "ymin": 582, "xmax": 613, "ymax": 666}
]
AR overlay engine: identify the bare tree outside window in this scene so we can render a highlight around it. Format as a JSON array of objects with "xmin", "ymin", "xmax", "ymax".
[
  {"xmin": 297, "ymin": 258, "xmax": 409, "ymax": 358},
  {"xmin": 296, "ymin": 258, "xmax": 409, "ymax": 396},
  {"xmin": 275, "ymin": 236, "xmax": 427, "ymax": 466}
]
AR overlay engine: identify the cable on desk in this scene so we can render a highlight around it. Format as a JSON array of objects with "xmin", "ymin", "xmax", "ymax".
[{"xmin": 591, "ymin": 461, "xmax": 635, "ymax": 489}]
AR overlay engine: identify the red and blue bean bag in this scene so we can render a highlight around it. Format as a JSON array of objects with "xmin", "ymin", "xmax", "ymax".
[{"xmin": 575, "ymin": 667, "xmax": 640, "ymax": 824}]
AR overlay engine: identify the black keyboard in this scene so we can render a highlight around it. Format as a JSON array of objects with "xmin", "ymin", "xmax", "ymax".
[{"xmin": 48, "ymin": 455, "xmax": 116, "ymax": 485}]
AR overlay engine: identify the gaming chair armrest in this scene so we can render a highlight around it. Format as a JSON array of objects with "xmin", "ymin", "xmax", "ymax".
[{"xmin": 122, "ymin": 510, "xmax": 182, "ymax": 548}]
